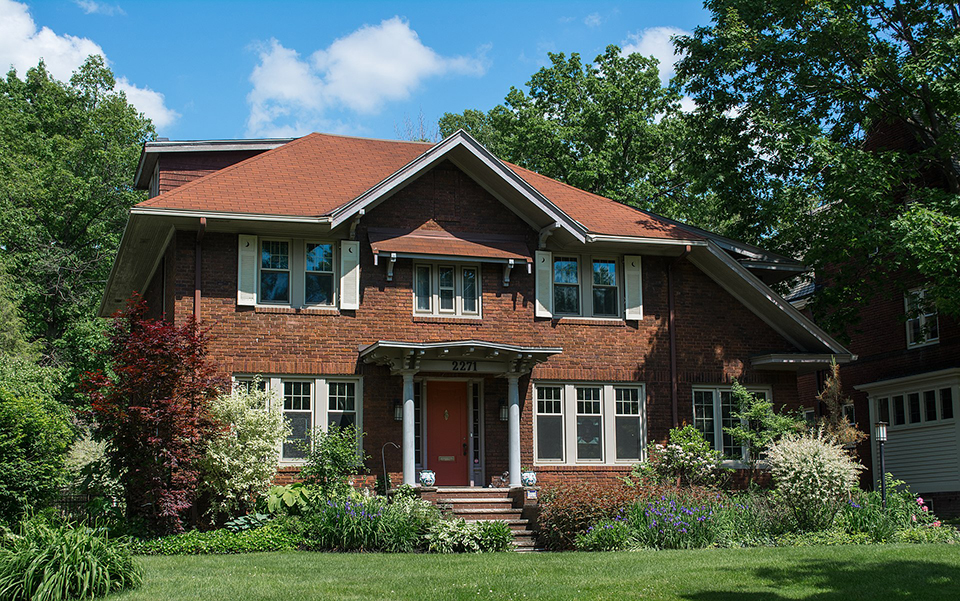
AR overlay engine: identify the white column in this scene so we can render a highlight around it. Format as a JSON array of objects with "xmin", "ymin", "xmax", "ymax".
[
  {"xmin": 401, "ymin": 370, "xmax": 417, "ymax": 486},
  {"xmin": 507, "ymin": 373, "xmax": 521, "ymax": 488}
]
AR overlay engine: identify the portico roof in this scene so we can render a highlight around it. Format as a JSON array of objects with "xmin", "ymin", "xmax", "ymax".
[{"xmin": 359, "ymin": 340, "xmax": 562, "ymax": 375}]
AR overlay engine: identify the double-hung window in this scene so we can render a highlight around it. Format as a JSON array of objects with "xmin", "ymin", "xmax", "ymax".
[
  {"xmin": 534, "ymin": 382, "xmax": 645, "ymax": 464},
  {"xmin": 413, "ymin": 263, "xmax": 481, "ymax": 317},
  {"xmin": 906, "ymin": 288, "xmax": 939, "ymax": 347},
  {"xmin": 305, "ymin": 242, "xmax": 335, "ymax": 306},
  {"xmin": 693, "ymin": 386, "xmax": 770, "ymax": 460},
  {"xmin": 549, "ymin": 255, "xmax": 622, "ymax": 317},
  {"xmin": 260, "ymin": 240, "xmax": 291, "ymax": 303},
  {"xmin": 235, "ymin": 375, "xmax": 363, "ymax": 463}
]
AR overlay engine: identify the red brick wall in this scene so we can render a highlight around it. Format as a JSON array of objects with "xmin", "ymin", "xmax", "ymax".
[
  {"xmin": 148, "ymin": 160, "xmax": 804, "ymax": 484},
  {"xmin": 157, "ymin": 150, "xmax": 266, "ymax": 195}
]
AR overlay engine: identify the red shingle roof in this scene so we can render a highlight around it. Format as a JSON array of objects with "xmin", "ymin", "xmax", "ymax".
[{"xmin": 138, "ymin": 132, "xmax": 702, "ymax": 241}]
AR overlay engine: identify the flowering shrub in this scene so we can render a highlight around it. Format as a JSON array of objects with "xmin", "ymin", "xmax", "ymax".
[
  {"xmin": 199, "ymin": 382, "xmax": 288, "ymax": 523},
  {"xmin": 627, "ymin": 496, "xmax": 716, "ymax": 549},
  {"xmin": 299, "ymin": 496, "xmax": 386, "ymax": 551},
  {"xmin": 836, "ymin": 475, "xmax": 960, "ymax": 543},
  {"xmin": 537, "ymin": 481, "xmax": 639, "ymax": 550},
  {"xmin": 377, "ymin": 495, "xmax": 442, "ymax": 552},
  {"xmin": 765, "ymin": 431, "xmax": 863, "ymax": 531},
  {"xmin": 425, "ymin": 518, "xmax": 512, "ymax": 553},
  {"xmin": 634, "ymin": 426, "xmax": 728, "ymax": 487}
]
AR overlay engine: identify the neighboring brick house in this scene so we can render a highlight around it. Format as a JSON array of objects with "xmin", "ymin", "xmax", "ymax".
[
  {"xmin": 793, "ymin": 122, "xmax": 960, "ymax": 515},
  {"xmin": 101, "ymin": 131, "xmax": 850, "ymax": 489}
]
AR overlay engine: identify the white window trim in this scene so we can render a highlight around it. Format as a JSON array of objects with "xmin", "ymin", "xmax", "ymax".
[
  {"xmin": 533, "ymin": 382, "xmax": 646, "ymax": 466},
  {"xmin": 905, "ymin": 288, "xmax": 939, "ymax": 348},
  {"xmin": 873, "ymin": 387, "xmax": 955, "ymax": 430},
  {"xmin": 412, "ymin": 262, "xmax": 482, "ymax": 318},
  {"xmin": 255, "ymin": 238, "xmax": 340, "ymax": 310},
  {"xmin": 692, "ymin": 385, "xmax": 773, "ymax": 463},
  {"xmin": 258, "ymin": 238, "xmax": 293, "ymax": 306},
  {"xmin": 551, "ymin": 254, "xmax": 623, "ymax": 319},
  {"xmin": 303, "ymin": 240, "xmax": 338, "ymax": 308},
  {"xmin": 233, "ymin": 375, "xmax": 363, "ymax": 466}
]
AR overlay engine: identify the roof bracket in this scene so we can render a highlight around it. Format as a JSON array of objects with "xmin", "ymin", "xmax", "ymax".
[
  {"xmin": 386, "ymin": 252, "xmax": 397, "ymax": 282},
  {"xmin": 503, "ymin": 259, "xmax": 515, "ymax": 287},
  {"xmin": 349, "ymin": 208, "xmax": 365, "ymax": 240},
  {"xmin": 538, "ymin": 222, "xmax": 560, "ymax": 249}
]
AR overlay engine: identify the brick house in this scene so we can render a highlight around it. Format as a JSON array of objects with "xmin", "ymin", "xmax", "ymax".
[
  {"xmin": 101, "ymin": 130, "xmax": 851, "ymax": 489},
  {"xmin": 794, "ymin": 122, "xmax": 960, "ymax": 515}
]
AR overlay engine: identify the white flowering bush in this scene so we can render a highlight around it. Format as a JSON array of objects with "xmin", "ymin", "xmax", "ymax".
[
  {"xmin": 635, "ymin": 426, "xmax": 727, "ymax": 487},
  {"xmin": 199, "ymin": 382, "xmax": 289, "ymax": 522},
  {"xmin": 765, "ymin": 430, "xmax": 863, "ymax": 531}
]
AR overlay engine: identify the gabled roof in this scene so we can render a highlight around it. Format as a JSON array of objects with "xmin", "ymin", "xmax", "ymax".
[{"xmin": 133, "ymin": 131, "xmax": 702, "ymax": 243}]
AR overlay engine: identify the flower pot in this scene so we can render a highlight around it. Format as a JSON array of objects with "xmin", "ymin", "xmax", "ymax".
[
  {"xmin": 419, "ymin": 470, "xmax": 436, "ymax": 487},
  {"xmin": 521, "ymin": 471, "xmax": 537, "ymax": 487}
]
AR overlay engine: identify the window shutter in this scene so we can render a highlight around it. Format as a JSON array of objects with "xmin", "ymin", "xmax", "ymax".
[
  {"xmin": 237, "ymin": 234, "xmax": 258, "ymax": 306},
  {"xmin": 624, "ymin": 255, "xmax": 643, "ymax": 320},
  {"xmin": 535, "ymin": 250, "xmax": 553, "ymax": 318},
  {"xmin": 339, "ymin": 240, "xmax": 360, "ymax": 310}
]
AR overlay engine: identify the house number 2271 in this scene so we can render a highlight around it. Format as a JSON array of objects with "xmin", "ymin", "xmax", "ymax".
[{"xmin": 452, "ymin": 361, "xmax": 478, "ymax": 371}]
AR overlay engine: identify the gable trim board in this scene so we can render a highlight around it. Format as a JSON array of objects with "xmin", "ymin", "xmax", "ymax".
[{"xmin": 328, "ymin": 131, "xmax": 587, "ymax": 242}]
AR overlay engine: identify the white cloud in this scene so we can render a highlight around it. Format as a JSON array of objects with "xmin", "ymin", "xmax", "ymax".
[
  {"xmin": 584, "ymin": 13, "xmax": 602, "ymax": 28},
  {"xmin": 246, "ymin": 17, "xmax": 488, "ymax": 137},
  {"xmin": 0, "ymin": 0, "xmax": 177, "ymax": 128},
  {"xmin": 75, "ymin": 0, "xmax": 125, "ymax": 16},
  {"xmin": 621, "ymin": 26, "xmax": 690, "ymax": 86}
]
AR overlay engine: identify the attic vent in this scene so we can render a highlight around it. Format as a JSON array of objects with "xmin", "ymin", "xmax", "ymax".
[{"xmin": 432, "ymin": 161, "xmax": 461, "ymax": 223}]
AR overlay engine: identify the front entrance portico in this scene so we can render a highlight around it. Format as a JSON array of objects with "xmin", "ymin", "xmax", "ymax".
[{"xmin": 360, "ymin": 340, "xmax": 561, "ymax": 487}]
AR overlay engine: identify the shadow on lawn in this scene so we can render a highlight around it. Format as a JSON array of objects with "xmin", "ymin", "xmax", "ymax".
[{"xmin": 682, "ymin": 558, "xmax": 960, "ymax": 600}]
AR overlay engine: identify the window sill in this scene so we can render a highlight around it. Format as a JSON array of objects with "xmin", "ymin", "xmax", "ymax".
[
  {"xmin": 552, "ymin": 316, "xmax": 626, "ymax": 327},
  {"xmin": 254, "ymin": 305, "xmax": 340, "ymax": 315},
  {"xmin": 412, "ymin": 315, "xmax": 483, "ymax": 324},
  {"xmin": 907, "ymin": 339, "xmax": 939, "ymax": 349}
]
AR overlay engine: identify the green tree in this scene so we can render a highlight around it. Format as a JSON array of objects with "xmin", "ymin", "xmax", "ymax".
[
  {"xmin": 674, "ymin": 0, "xmax": 960, "ymax": 333},
  {"xmin": 0, "ymin": 56, "xmax": 154, "ymax": 393},
  {"xmin": 299, "ymin": 425, "xmax": 368, "ymax": 497},
  {"xmin": 725, "ymin": 381, "xmax": 803, "ymax": 485}
]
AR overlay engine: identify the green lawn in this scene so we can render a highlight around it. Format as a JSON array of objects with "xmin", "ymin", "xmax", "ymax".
[{"xmin": 112, "ymin": 545, "xmax": 960, "ymax": 600}]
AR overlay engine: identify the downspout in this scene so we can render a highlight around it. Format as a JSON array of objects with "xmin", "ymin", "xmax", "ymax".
[
  {"xmin": 194, "ymin": 217, "xmax": 206, "ymax": 322},
  {"xmin": 668, "ymin": 245, "xmax": 692, "ymax": 429}
]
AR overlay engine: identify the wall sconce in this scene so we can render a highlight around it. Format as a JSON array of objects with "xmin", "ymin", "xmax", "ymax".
[
  {"xmin": 499, "ymin": 398, "xmax": 508, "ymax": 422},
  {"xmin": 394, "ymin": 399, "xmax": 403, "ymax": 422}
]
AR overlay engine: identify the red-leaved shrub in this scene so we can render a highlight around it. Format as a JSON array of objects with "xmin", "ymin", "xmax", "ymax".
[
  {"xmin": 84, "ymin": 296, "xmax": 228, "ymax": 534},
  {"xmin": 537, "ymin": 482, "xmax": 639, "ymax": 550}
]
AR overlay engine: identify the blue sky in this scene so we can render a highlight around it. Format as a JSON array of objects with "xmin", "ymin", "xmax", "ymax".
[{"xmin": 1, "ymin": 0, "xmax": 710, "ymax": 140}]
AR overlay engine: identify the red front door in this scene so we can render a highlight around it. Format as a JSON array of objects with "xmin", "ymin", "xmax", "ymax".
[{"xmin": 426, "ymin": 381, "xmax": 469, "ymax": 486}]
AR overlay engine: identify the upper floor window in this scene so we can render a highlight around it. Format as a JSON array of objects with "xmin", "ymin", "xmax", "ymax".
[
  {"xmin": 551, "ymin": 255, "xmax": 620, "ymax": 317},
  {"xmin": 906, "ymin": 288, "xmax": 938, "ymax": 347},
  {"xmin": 414, "ymin": 263, "xmax": 480, "ymax": 317},
  {"xmin": 260, "ymin": 240, "xmax": 290, "ymax": 303},
  {"xmin": 876, "ymin": 387, "xmax": 953, "ymax": 428},
  {"xmin": 305, "ymin": 243, "xmax": 335, "ymax": 306}
]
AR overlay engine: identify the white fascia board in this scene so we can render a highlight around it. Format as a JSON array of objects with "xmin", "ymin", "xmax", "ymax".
[
  {"xmin": 689, "ymin": 241, "xmax": 850, "ymax": 355},
  {"xmin": 585, "ymin": 234, "xmax": 708, "ymax": 247},
  {"xmin": 98, "ymin": 218, "xmax": 137, "ymax": 317},
  {"xmin": 130, "ymin": 206, "xmax": 332, "ymax": 224},
  {"xmin": 134, "ymin": 139, "xmax": 293, "ymax": 188},
  {"xmin": 855, "ymin": 368, "xmax": 960, "ymax": 395},
  {"xmin": 361, "ymin": 339, "xmax": 563, "ymax": 356},
  {"xmin": 98, "ymin": 216, "xmax": 175, "ymax": 317},
  {"xmin": 375, "ymin": 251, "xmax": 530, "ymax": 265},
  {"xmin": 329, "ymin": 130, "xmax": 586, "ymax": 242}
]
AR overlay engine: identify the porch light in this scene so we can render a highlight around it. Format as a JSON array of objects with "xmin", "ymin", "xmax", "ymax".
[
  {"xmin": 394, "ymin": 399, "xmax": 403, "ymax": 421},
  {"xmin": 499, "ymin": 398, "xmax": 509, "ymax": 422}
]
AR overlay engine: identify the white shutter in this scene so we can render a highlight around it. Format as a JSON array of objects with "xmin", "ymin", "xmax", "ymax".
[
  {"xmin": 339, "ymin": 240, "xmax": 360, "ymax": 310},
  {"xmin": 535, "ymin": 250, "xmax": 553, "ymax": 318},
  {"xmin": 237, "ymin": 234, "xmax": 258, "ymax": 306},
  {"xmin": 624, "ymin": 255, "xmax": 643, "ymax": 320}
]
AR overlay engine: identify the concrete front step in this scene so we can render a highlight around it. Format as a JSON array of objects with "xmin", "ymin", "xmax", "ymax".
[
  {"xmin": 434, "ymin": 487, "xmax": 512, "ymax": 499},
  {"xmin": 438, "ymin": 498, "xmax": 514, "ymax": 509},
  {"xmin": 450, "ymin": 508, "xmax": 523, "ymax": 521}
]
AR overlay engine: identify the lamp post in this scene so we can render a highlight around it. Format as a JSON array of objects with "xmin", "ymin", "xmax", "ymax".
[
  {"xmin": 381, "ymin": 441, "xmax": 400, "ymax": 497},
  {"xmin": 875, "ymin": 421, "xmax": 888, "ymax": 509}
]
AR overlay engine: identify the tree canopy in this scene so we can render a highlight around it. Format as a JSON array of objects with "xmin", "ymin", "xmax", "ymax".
[{"xmin": 0, "ymin": 55, "xmax": 154, "ymax": 395}]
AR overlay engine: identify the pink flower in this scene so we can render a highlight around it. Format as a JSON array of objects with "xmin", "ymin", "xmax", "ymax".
[
  {"xmin": 917, "ymin": 497, "xmax": 925, "ymax": 505},
  {"xmin": 933, "ymin": 521, "xmax": 942, "ymax": 527},
  {"xmin": 922, "ymin": 506, "xmax": 928, "ymax": 512},
  {"xmin": 912, "ymin": 515, "xmax": 917, "ymax": 522}
]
